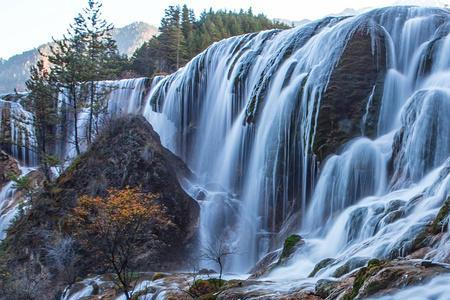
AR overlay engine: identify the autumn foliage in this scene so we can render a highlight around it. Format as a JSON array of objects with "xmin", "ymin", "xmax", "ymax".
[{"xmin": 70, "ymin": 187, "xmax": 171, "ymax": 299}]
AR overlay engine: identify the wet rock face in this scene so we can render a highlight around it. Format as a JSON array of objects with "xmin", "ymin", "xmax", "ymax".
[
  {"xmin": 309, "ymin": 258, "xmax": 337, "ymax": 277},
  {"xmin": 313, "ymin": 24, "xmax": 387, "ymax": 161},
  {"xmin": 0, "ymin": 150, "xmax": 19, "ymax": 188},
  {"xmin": 250, "ymin": 235, "xmax": 304, "ymax": 278},
  {"xmin": 249, "ymin": 249, "xmax": 281, "ymax": 278},
  {"xmin": 343, "ymin": 259, "xmax": 450, "ymax": 299},
  {"xmin": 56, "ymin": 116, "xmax": 200, "ymax": 269}
]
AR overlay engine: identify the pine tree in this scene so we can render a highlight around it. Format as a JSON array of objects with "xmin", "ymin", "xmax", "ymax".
[
  {"xmin": 25, "ymin": 59, "xmax": 58, "ymax": 180},
  {"xmin": 129, "ymin": 5, "xmax": 290, "ymax": 77},
  {"xmin": 159, "ymin": 5, "xmax": 187, "ymax": 72},
  {"xmin": 71, "ymin": 0, "xmax": 121, "ymax": 145},
  {"xmin": 29, "ymin": 0, "xmax": 124, "ymax": 159},
  {"xmin": 47, "ymin": 31, "xmax": 86, "ymax": 156},
  {"xmin": 181, "ymin": 5, "xmax": 195, "ymax": 59}
]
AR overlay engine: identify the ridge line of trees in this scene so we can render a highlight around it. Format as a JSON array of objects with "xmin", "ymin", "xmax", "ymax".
[{"xmin": 128, "ymin": 5, "xmax": 290, "ymax": 77}]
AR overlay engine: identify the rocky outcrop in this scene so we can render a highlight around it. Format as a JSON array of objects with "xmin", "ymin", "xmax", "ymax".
[
  {"xmin": 250, "ymin": 234, "xmax": 304, "ymax": 278},
  {"xmin": 0, "ymin": 116, "xmax": 199, "ymax": 299},
  {"xmin": 339, "ymin": 259, "xmax": 450, "ymax": 299},
  {"xmin": 313, "ymin": 24, "xmax": 387, "ymax": 161},
  {"xmin": 55, "ymin": 116, "xmax": 199, "ymax": 268},
  {"xmin": 0, "ymin": 150, "xmax": 19, "ymax": 188}
]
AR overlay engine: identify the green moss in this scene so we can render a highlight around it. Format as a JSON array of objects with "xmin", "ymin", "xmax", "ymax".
[
  {"xmin": 64, "ymin": 155, "xmax": 84, "ymax": 175},
  {"xmin": 279, "ymin": 234, "xmax": 302, "ymax": 262},
  {"xmin": 309, "ymin": 258, "xmax": 336, "ymax": 277},
  {"xmin": 189, "ymin": 278, "xmax": 227, "ymax": 298},
  {"xmin": 431, "ymin": 197, "xmax": 450, "ymax": 234},
  {"xmin": 344, "ymin": 259, "xmax": 385, "ymax": 300}
]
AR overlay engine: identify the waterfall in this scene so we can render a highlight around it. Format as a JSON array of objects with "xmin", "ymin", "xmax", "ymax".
[
  {"xmin": 1, "ymin": 5, "xmax": 449, "ymax": 287},
  {"xmin": 0, "ymin": 166, "xmax": 34, "ymax": 240},
  {"xmin": 144, "ymin": 6, "xmax": 450, "ymax": 273},
  {"xmin": 0, "ymin": 97, "xmax": 37, "ymax": 166},
  {"xmin": 0, "ymin": 78, "xmax": 150, "ymax": 236},
  {"xmin": 56, "ymin": 77, "xmax": 150, "ymax": 162}
]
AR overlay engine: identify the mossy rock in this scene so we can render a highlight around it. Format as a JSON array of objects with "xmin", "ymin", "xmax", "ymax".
[
  {"xmin": 407, "ymin": 196, "xmax": 450, "ymax": 254},
  {"xmin": 313, "ymin": 24, "xmax": 387, "ymax": 161},
  {"xmin": 343, "ymin": 259, "xmax": 385, "ymax": 300},
  {"xmin": 315, "ymin": 279, "xmax": 340, "ymax": 298},
  {"xmin": 189, "ymin": 278, "xmax": 226, "ymax": 298},
  {"xmin": 309, "ymin": 258, "xmax": 337, "ymax": 277},
  {"xmin": 430, "ymin": 196, "xmax": 450, "ymax": 234},
  {"xmin": 278, "ymin": 234, "xmax": 304, "ymax": 263},
  {"xmin": 333, "ymin": 257, "xmax": 369, "ymax": 278}
]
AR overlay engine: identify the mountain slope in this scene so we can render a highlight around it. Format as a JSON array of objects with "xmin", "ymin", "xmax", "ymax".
[{"xmin": 0, "ymin": 22, "xmax": 157, "ymax": 94}]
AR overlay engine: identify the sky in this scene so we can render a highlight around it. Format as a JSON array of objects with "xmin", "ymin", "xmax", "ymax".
[{"xmin": 0, "ymin": 0, "xmax": 447, "ymax": 59}]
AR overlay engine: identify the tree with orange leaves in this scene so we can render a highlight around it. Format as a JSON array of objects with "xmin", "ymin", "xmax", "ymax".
[{"xmin": 71, "ymin": 187, "xmax": 170, "ymax": 300}]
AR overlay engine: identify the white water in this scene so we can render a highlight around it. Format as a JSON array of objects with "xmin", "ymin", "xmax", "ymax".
[
  {"xmin": 0, "ymin": 166, "xmax": 34, "ymax": 240},
  {"xmin": 1, "ymin": 5, "xmax": 450, "ymax": 297},
  {"xmin": 0, "ymin": 97, "xmax": 37, "ymax": 166},
  {"xmin": 57, "ymin": 77, "xmax": 150, "ymax": 162},
  {"xmin": 373, "ymin": 273, "xmax": 450, "ymax": 300},
  {"xmin": 145, "ymin": 6, "xmax": 450, "ymax": 276}
]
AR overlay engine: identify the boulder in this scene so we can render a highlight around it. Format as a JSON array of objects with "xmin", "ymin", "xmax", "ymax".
[
  {"xmin": 278, "ymin": 234, "xmax": 304, "ymax": 264},
  {"xmin": 0, "ymin": 150, "xmax": 19, "ymax": 188},
  {"xmin": 344, "ymin": 259, "xmax": 450, "ymax": 299},
  {"xmin": 55, "ymin": 116, "xmax": 200, "ymax": 270},
  {"xmin": 333, "ymin": 257, "xmax": 370, "ymax": 278},
  {"xmin": 1, "ymin": 116, "xmax": 200, "ymax": 297},
  {"xmin": 315, "ymin": 279, "xmax": 340, "ymax": 298},
  {"xmin": 249, "ymin": 249, "xmax": 281, "ymax": 278},
  {"xmin": 309, "ymin": 258, "xmax": 337, "ymax": 277}
]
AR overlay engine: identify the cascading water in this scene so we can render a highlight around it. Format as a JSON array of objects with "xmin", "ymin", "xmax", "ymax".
[
  {"xmin": 0, "ymin": 96, "xmax": 37, "ymax": 166},
  {"xmin": 1, "ymin": 6, "xmax": 450, "ymax": 297},
  {"xmin": 56, "ymin": 77, "xmax": 150, "ymax": 162},
  {"xmin": 0, "ymin": 78, "xmax": 150, "ymax": 238},
  {"xmin": 144, "ymin": 5, "xmax": 450, "ymax": 277},
  {"xmin": 0, "ymin": 166, "xmax": 34, "ymax": 240}
]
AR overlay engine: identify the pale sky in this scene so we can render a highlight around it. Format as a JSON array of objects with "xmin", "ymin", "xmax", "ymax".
[{"xmin": 0, "ymin": 0, "xmax": 447, "ymax": 59}]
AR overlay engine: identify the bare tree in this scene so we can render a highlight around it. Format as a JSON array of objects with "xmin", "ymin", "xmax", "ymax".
[
  {"xmin": 202, "ymin": 239, "xmax": 235, "ymax": 282},
  {"xmin": 1, "ymin": 261, "xmax": 51, "ymax": 300}
]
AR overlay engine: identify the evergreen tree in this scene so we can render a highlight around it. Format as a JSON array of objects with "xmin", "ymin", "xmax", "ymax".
[
  {"xmin": 129, "ymin": 5, "xmax": 290, "ymax": 77},
  {"xmin": 159, "ymin": 6, "xmax": 186, "ymax": 72},
  {"xmin": 28, "ymin": 0, "xmax": 124, "ymax": 160},
  {"xmin": 181, "ymin": 5, "xmax": 195, "ymax": 58},
  {"xmin": 25, "ymin": 59, "xmax": 58, "ymax": 180},
  {"xmin": 130, "ymin": 38, "xmax": 162, "ymax": 76},
  {"xmin": 71, "ymin": 0, "xmax": 121, "ymax": 145},
  {"xmin": 47, "ymin": 31, "xmax": 85, "ymax": 156}
]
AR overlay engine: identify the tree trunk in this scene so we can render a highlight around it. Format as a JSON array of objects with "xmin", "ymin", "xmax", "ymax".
[{"xmin": 72, "ymin": 87, "xmax": 81, "ymax": 156}]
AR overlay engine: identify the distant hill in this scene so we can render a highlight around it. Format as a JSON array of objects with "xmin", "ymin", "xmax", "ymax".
[
  {"xmin": 274, "ymin": 18, "xmax": 310, "ymax": 27},
  {"xmin": 0, "ymin": 22, "xmax": 157, "ymax": 94},
  {"xmin": 112, "ymin": 22, "xmax": 158, "ymax": 57}
]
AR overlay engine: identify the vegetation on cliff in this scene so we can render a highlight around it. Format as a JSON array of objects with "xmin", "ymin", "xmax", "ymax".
[
  {"xmin": 0, "ymin": 116, "xmax": 199, "ymax": 299},
  {"xmin": 70, "ymin": 187, "xmax": 171, "ymax": 299},
  {"xmin": 129, "ymin": 5, "xmax": 289, "ymax": 77}
]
